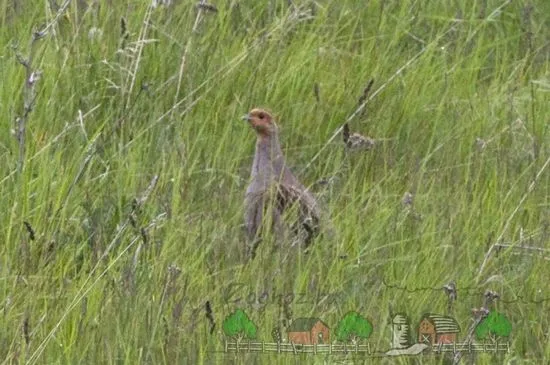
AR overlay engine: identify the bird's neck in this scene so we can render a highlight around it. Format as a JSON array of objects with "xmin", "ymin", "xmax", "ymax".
[{"xmin": 251, "ymin": 133, "xmax": 286, "ymax": 179}]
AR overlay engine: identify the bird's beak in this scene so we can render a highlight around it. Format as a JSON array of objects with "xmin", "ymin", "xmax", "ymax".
[{"xmin": 241, "ymin": 113, "xmax": 251, "ymax": 121}]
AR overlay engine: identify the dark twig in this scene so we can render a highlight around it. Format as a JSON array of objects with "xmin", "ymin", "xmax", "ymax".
[
  {"xmin": 205, "ymin": 301, "xmax": 215, "ymax": 334},
  {"xmin": 23, "ymin": 221, "xmax": 35, "ymax": 241},
  {"xmin": 342, "ymin": 123, "xmax": 350, "ymax": 144},
  {"xmin": 357, "ymin": 78, "xmax": 374, "ymax": 115},
  {"xmin": 313, "ymin": 83, "xmax": 320, "ymax": 103},
  {"xmin": 23, "ymin": 315, "xmax": 30, "ymax": 346}
]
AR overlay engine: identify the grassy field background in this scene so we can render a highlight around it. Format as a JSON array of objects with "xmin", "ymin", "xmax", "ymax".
[{"xmin": 0, "ymin": 0, "xmax": 549, "ymax": 363}]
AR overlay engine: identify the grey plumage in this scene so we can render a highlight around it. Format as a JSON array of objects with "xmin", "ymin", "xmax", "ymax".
[{"xmin": 243, "ymin": 109, "xmax": 320, "ymax": 258}]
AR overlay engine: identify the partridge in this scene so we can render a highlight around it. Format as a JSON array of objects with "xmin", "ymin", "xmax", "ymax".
[{"xmin": 242, "ymin": 108, "xmax": 321, "ymax": 258}]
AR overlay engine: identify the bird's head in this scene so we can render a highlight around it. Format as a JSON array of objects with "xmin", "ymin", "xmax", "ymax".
[{"xmin": 242, "ymin": 108, "xmax": 278, "ymax": 138}]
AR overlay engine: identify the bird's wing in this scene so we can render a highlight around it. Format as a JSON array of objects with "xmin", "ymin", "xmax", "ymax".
[{"xmin": 276, "ymin": 182, "xmax": 320, "ymax": 221}]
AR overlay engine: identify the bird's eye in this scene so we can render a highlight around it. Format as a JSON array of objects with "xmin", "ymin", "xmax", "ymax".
[{"xmin": 259, "ymin": 113, "xmax": 265, "ymax": 119}]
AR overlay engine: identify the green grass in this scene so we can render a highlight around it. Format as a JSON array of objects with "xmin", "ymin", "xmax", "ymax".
[{"xmin": 0, "ymin": 0, "xmax": 549, "ymax": 363}]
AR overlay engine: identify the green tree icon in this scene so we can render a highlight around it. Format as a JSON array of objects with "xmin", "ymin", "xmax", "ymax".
[
  {"xmin": 335, "ymin": 311, "xmax": 373, "ymax": 344},
  {"xmin": 222, "ymin": 309, "xmax": 257, "ymax": 343},
  {"xmin": 475, "ymin": 311, "xmax": 512, "ymax": 343}
]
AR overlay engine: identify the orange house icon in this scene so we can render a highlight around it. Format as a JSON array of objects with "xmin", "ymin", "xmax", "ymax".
[{"xmin": 287, "ymin": 318, "xmax": 330, "ymax": 345}]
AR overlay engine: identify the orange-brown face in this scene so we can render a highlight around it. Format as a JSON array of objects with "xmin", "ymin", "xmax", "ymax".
[{"xmin": 242, "ymin": 108, "xmax": 277, "ymax": 137}]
